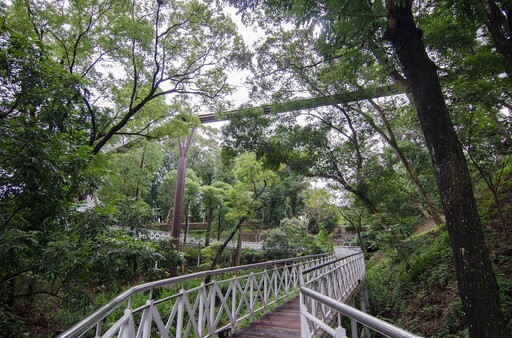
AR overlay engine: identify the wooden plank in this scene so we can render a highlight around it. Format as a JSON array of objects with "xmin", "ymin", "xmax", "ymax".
[{"xmin": 232, "ymin": 297, "xmax": 301, "ymax": 338}]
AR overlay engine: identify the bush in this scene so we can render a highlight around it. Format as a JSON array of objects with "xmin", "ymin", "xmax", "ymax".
[
  {"xmin": 240, "ymin": 249, "xmax": 265, "ymax": 265},
  {"xmin": 264, "ymin": 218, "xmax": 311, "ymax": 259},
  {"xmin": 307, "ymin": 226, "xmax": 333, "ymax": 254},
  {"xmin": 199, "ymin": 242, "xmax": 231, "ymax": 269}
]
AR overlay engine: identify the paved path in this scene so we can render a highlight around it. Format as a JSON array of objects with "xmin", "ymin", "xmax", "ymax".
[{"xmin": 232, "ymin": 297, "xmax": 301, "ymax": 338}]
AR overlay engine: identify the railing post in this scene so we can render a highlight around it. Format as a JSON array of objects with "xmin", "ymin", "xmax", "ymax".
[
  {"xmin": 263, "ymin": 269, "xmax": 268, "ymax": 312},
  {"xmin": 284, "ymin": 262, "xmax": 289, "ymax": 298},
  {"xmin": 118, "ymin": 297, "xmax": 135, "ymax": 338},
  {"xmin": 294, "ymin": 261, "xmax": 299, "ymax": 290},
  {"xmin": 249, "ymin": 272, "xmax": 255, "ymax": 320},
  {"xmin": 141, "ymin": 299, "xmax": 153, "ymax": 338},
  {"xmin": 360, "ymin": 285, "xmax": 371, "ymax": 338},
  {"xmin": 335, "ymin": 326, "xmax": 348, "ymax": 338},
  {"xmin": 198, "ymin": 283, "xmax": 206, "ymax": 337},
  {"xmin": 119, "ymin": 308, "xmax": 135, "ymax": 338},
  {"xmin": 231, "ymin": 279, "xmax": 237, "ymax": 334},
  {"xmin": 350, "ymin": 297, "xmax": 358, "ymax": 338},
  {"xmin": 320, "ymin": 274, "xmax": 326, "ymax": 319},
  {"xmin": 299, "ymin": 266, "xmax": 309, "ymax": 338},
  {"xmin": 274, "ymin": 265, "xmax": 278, "ymax": 300},
  {"xmin": 94, "ymin": 322, "xmax": 101, "ymax": 338},
  {"xmin": 335, "ymin": 260, "xmax": 342, "ymax": 300},
  {"xmin": 176, "ymin": 289, "xmax": 185, "ymax": 338},
  {"xmin": 209, "ymin": 281, "xmax": 216, "ymax": 336},
  {"xmin": 299, "ymin": 295, "xmax": 310, "ymax": 338}
]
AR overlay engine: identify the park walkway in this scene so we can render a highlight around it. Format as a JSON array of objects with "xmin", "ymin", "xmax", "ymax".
[{"xmin": 58, "ymin": 247, "xmax": 420, "ymax": 338}]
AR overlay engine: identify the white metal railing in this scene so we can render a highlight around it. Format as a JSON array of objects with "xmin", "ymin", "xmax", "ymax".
[
  {"xmin": 300, "ymin": 288, "xmax": 421, "ymax": 338},
  {"xmin": 58, "ymin": 253, "xmax": 334, "ymax": 338},
  {"xmin": 299, "ymin": 251, "xmax": 421, "ymax": 338},
  {"xmin": 126, "ymin": 227, "xmax": 264, "ymax": 251},
  {"xmin": 334, "ymin": 246, "xmax": 361, "ymax": 258},
  {"xmin": 300, "ymin": 252, "xmax": 366, "ymax": 338}
]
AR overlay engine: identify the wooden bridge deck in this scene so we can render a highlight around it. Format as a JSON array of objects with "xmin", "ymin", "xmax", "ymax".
[{"xmin": 232, "ymin": 297, "xmax": 301, "ymax": 338}]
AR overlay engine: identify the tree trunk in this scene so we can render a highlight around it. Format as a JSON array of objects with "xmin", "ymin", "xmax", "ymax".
[
  {"xmin": 485, "ymin": 1, "xmax": 512, "ymax": 68},
  {"xmin": 385, "ymin": 1, "xmax": 508, "ymax": 336},
  {"xmin": 134, "ymin": 144, "xmax": 146, "ymax": 202},
  {"xmin": 234, "ymin": 225, "xmax": 242, "ymax": 266},
  {"xmin": 205, "ymin": 199, "xmax": 213, "ymax": 247},
  {"xmin": 205, "ymin": 217, "xmax": 246, "ymax": 284},
  {"xmin": 182, "ymin": 208, "xmax": 190, "ymax": 272},
  {"xmin": 217, "ymin": 206, "xmax": 222, "ymax": 241}
]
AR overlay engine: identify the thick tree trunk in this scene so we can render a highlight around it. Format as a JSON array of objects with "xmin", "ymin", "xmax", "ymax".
[
  {"xmin": 169, "ymin": 154, "xmax": 186, "ymax": 277},
  {"xmin": 485, "ymin": 1, "xmax": 512, "ymax": 68},
  {"xmin": 385, "ymin": 1, "xmax": 508, "ymax": 337}
]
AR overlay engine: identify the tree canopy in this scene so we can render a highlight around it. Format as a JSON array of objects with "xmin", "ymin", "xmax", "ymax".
[{"xmin": 1, "ymin": 0, "xmax": 512, "ymax": 336}]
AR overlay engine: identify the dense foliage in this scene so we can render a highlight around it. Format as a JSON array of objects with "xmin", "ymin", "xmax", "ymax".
[{"xmin": 0, "ymin": 0, "xmax": 248, "ymax": 334}]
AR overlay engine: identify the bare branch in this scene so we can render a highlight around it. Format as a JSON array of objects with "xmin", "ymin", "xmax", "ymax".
[
  {"xmin": 115, "ymin": 132, "xmax": 159, "ymax": 139},
  {"xmin": 81, "ymin": 47, "xmax": 118, "ymax": 78},
  {"xmin": 25, "ymin": 2, "xmax": 45, "ymax": 40},
  {"xmin": 151, "ymin": 3, "xmax": 163, "ymax": 89}
]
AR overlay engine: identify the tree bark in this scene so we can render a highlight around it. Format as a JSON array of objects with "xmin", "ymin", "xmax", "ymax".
[
  {"xmin": 205, "ymin": 199, "xmax": 214, "ymax": 247},
  {"xmin": 134, "ymin": 144, "xmax": 146, "ymax": 202},
  {"xmin": 485, "ymin": 1, "xmax": 512, "ymax": 68},
  {"xmin": 217, "ymin": 206, "xmax": 223, "ymax": 241},
  {"xmin": 234, "ymin": 225, "xmax": 242, "ymax": 266},
  {"xmin": 385, "ymin": 1, "xmax": 508, "ymax": 336}
]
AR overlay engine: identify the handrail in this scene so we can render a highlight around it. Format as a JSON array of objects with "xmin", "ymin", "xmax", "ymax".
[
  {"xmin": 59, "ymin": 252, "xmax": 330, "ymax": 338},
  {"xmin": 300, "ymin": 287, "xmax": 422, "ymax": 338},
  {"xmin": 302, "ymin": 252, "xmax": 360, "ymax": 274}
]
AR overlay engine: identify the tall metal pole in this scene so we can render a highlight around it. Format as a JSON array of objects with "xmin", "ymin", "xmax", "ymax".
[{"xmin": 170, "ymin": 127, "xmax": 195, "ymax": 276}]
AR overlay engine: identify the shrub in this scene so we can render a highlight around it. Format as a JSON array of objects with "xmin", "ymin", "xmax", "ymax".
[
  {"xmin": 240, "ymin": 249, "xmax": 265, "ymax": 265},
  {"xmin": 264, "ymin": 218, "xmax": 311, "ymax": 259}
]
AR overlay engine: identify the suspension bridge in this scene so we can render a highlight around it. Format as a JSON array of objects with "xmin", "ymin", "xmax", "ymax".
[
  {"xmin": 57, "ymin": 246, "xmax": 421, "ymax": 338},
  {"xmin": 197, "ymin": 85, "xmax": 403, "ymax": 124}
]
